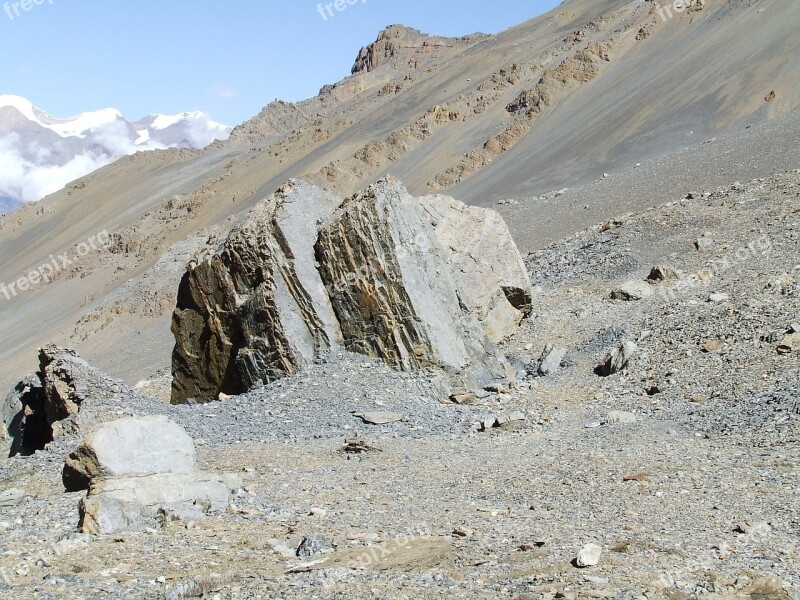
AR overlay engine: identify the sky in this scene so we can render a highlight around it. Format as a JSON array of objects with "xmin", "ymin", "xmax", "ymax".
[{"xmin": 0, "ymin": 0, "xmax": 561, "ymax": 127}]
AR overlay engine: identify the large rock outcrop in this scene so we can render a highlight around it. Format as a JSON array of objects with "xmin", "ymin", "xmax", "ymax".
[
  {"xmin": 170, "ymin": 178, "xmax": 532, "ymax": 403},
  {"xmin": 315, "ymin": 180, "xmax": 521, "ymax": 389},
  {"xmin": 170, "ymin": 180, "xmax": 342, "ymax": 403},
  {"xmin": 418, "ymin": 194, "xmax": 532, "ymax": 342},
  {"xmin": 350, "ymin": 25, "xmax": 487, "ymax": 75}
]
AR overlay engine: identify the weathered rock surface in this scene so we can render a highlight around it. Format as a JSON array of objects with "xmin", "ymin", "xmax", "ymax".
[
  {"xmin": 646, "ymin": 265, "xmax": 681, "ymax": 282},
  {"xmin": 171, "ymin": 180, "xmax": 343, "ymax": 403},
  {"xmin": 419, "ymin": 193, "xmax": 532, "ymax": 342},
  {"xmin": 171, "ymin": 178, "xmax": 528, "ymax": 401},
  {"xmin": 79, "ymin": 472, "xmax": 240, "ymax": 534},
  {"xmin": 63, "ymin": 416, "xmax": 196, "ymax": 492},
  {"xmin": 350, "ymin": 25, "xmax": 485, "ymax": 75},
  {"xmin": 3, "ymin": 346, "xmax": 162, "ymax": 455},
  {"xmin": 606, "ymin": 410, "xmax": 637, "ymax": 425},
  {"xmin": 316, "ymin": 179, "xmax": 517, "ymax": 390},
  {"xmin": 576, "ymin": 543, "xmax": 602, "ymax": 567}
]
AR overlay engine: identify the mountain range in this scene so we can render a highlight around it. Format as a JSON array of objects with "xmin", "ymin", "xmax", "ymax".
[{"xmin": 0, "ymin": 95, "xmax": 230, "ymax": 211}]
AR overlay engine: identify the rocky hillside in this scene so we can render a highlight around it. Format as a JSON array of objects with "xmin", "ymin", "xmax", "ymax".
[
  {"xmin": 0, "ymin": 0, "xmax": 798, "ymax": 390},
  {"xmin": 0, "ymin": 168, "xmax": 797, "ymax": 598}
]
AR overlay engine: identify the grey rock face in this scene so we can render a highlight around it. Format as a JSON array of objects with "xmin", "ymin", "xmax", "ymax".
[
  {"xmin": 39, "ymin": 346, "xmax": 91, "ymax": 426},
  {"xmin": 63, "ymin": 416, "xmax": 196, "ymax": 492},
  {"xmin": 171, "ymin": 178, "xmax": 529, "ymax": 401},
  {"xmin": 170, "ymin": 180, "xmax": 343, "ymax": 404},
  {"xmin": 79, "ymin": 472, "xmax": 240, "ymax": 534},
  {"xmin": 316, "ymin": 180, "xmax": 513, "ymax": 390},
  {"xmin": 419, "ymin": 193, "xmax": 532, "ymax": 342}
]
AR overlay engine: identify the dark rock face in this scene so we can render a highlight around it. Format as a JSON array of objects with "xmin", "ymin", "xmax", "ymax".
[
  {"xmin": 2, "ymin": 346, "xmax": 164, "ymax": 456},
  {"xmin": 170, "ymin": 178, "xmax": 531, "ymax": 403},
  {"xmin": 170, "ymin": 180, "xmax": 342, "ymax": 404}
]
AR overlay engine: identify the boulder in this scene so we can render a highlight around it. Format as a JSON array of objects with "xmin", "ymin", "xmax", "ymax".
[
  {"xmin": 315, "ymin": 179, "xmax": 512, "ymax": 390},
  {"xmin": 419, "ymin": 193, "xmax": 532, "ymax": 341},
  {"xmin": 4, "ymin": 347, "xmax": 165, "ymax": 456},
  {"xmin": 171, "ymin": 180, "xmax": 343, "ymax": 403},
  {"xmin": 606, "ymin": 410, "xmax": 637, "ymax": 425},
  {"xmin": 576, "ymin": 543, "xmax": 602, "ymax": 567},
  {"xmin": 63, "ymin": 416, "xmax": 196, "ymax": 492},
  {"xmin": 646, "ymin": 265, "xmax": 681, "ymax": 282},
  {"xmin": 78, "ymin": 472, "xmax": 240, "ymax": 534},
  {"xmin": 39, "ymin": 346, "xmax": 91, "ymax": 425},
  {"xmin": 170, "ymin": 178, "xmax": 528, "ymax": 400}
]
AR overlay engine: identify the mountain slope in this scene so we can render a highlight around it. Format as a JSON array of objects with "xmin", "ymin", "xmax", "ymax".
[
  {"xmin": 0, "ymin": 95, "xmax": 231, "ymax": 207},
  {"xmin": 0, "ymin": 0, "xmax": 798, "ymax": 391}
]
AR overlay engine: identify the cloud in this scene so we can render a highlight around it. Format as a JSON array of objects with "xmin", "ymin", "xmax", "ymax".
[
  {"xmin": 0, "ymin": 133, "xmax": 108, "ymax": 204},
  {"xmin": 214, "ymin": 83, "xmax": 237, "ymax": 99},
  {"xmin": 0, "ymin": 113, "xmax": 230, "ymax": 207}
]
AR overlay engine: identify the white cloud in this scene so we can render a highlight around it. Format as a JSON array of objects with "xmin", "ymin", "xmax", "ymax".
[{"xmin": 0, "ymin": 108, "xmax": 231, "ymax": 206}]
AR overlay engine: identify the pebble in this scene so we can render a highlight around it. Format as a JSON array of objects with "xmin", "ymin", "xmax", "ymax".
[{"xmin": 606, "ymin": 410, "xmax": 637, "ymax": 425}]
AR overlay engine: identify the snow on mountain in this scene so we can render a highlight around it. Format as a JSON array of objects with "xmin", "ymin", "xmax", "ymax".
[{"xmin": 0, "ymin": 95, "xmax": 231, "ymax": 209}]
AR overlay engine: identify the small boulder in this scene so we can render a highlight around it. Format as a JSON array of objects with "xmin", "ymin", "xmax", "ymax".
[
  {"xmin": 646, "ymin": 266, "xmax": 681, "ymax": 282},
  {"xmin": 354, "ymin": 412, "xmax": 405, "ymax": 425},
  {"xmin": 79, "ymin": 472, "xmax": 240, "ymax": 534},
  {"xmin": 576, "ymin": 543, "xmax": 602, "ymax": 567},
  {"xmin": 610, "ymin": 281, "xmax": 653, "ymax": 301},
  {"xmin": 596, "ymin": 341, "xmax": 638, "ymax": 377},
  {"xmin": 0, "ymin": 488, "xmax": 26, "ymax": 507},
  {"xmin": 537, "ymin": 344, "xmax": 567, "ymax": 376},
  {"xmin": 695, "ymin": 237, "xmax": 715, "ymax": 251},
  {"xmin": 777, "ymin": 333, "xmax": 800, "ymax": 355},
  {"xmin": 296, "ymin": 535, "xmax": 332, "ymax": 559},
  {"xmin": 606, "ymin": 410, "xmax": 637, "ymax": 425},
  {"xmin": 63, "ymin": 416, "xmax": 196, "ymax": 492}
]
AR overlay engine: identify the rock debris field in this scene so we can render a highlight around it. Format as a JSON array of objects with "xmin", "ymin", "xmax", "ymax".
[{"xmin": 1, "ymin": 170, "xmax": 799, "ymax": 599}]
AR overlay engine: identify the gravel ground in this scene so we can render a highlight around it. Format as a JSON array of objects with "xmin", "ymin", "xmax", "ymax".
[{"xmin": 0, "ymin": 171, "xmax": 798, "ymax": 599}]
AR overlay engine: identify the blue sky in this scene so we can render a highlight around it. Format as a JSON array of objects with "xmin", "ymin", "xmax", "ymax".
[{"xmin": 1, "ymin": 0, "xmax": 560, "ymax": 126}]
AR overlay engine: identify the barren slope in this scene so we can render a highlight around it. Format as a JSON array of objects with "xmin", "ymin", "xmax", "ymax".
[{"xmin": 0, "ymin": 0, "xmax": 798, "ymax": 389}]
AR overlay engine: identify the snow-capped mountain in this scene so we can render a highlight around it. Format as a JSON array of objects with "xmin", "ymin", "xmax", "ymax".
[{"xmin": 0, "ymin": 95, "xmax": 231, "ymax": 211}]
